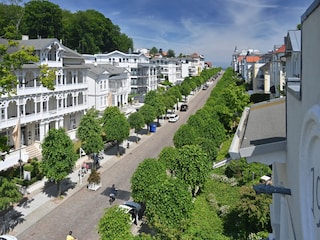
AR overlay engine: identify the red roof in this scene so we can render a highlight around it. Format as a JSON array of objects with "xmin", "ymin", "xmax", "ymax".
[
  {"xmin": 274, "ymin": 44, "xmax": 286, "ymax": 54},
  {"xmin": 245, "ymin": 56, "xmax": 260, "ymax": 63}
]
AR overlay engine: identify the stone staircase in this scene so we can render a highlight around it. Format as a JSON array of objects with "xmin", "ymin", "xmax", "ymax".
[{"xmin": 25, "ymin": 143, "xmax": 42, "ymax": 160}]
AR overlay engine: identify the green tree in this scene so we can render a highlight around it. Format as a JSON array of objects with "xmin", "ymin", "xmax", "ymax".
[
  {"xmin": 149, "ymin": 46, "xmax": 158, "ymax": 56},
  {"xmin": 62, "ymin": 9, "xmax": 132, "ymax": 54},
  {"xmin": 0, "ymin": 178, "xmax": 22, "ymax": 212},
  {"xmin": 102, "ymin": 107, "xmax": 130, "ymax": 156},
  {"xmin": 131, "ymin": 158, "xmax": 167, "ymax": 204},
  {"xmin": 144, "ymin": 90, "xmax": 166, "ymax": 126},
  {"xmin": 195, "ymin": 137, "xmax": 218, "ymax": 161},
  {"xmin": 127, "ymin": 111, "xmax": 145, "ymax": 143},
  {"xmin": 173, "ymin": 124, "xmax": 198, "ymax": 148},
  {"xmin": 41, "ymin": 128, "xmax": 78, "ymax": 197},
  {"xmin": 77, "ymin": 108, "xmax": 101, "ymax": 140},
  {"xmin": 180, "ymin": 83, "xmax": 191, "ymax": 102},
  {"xmin": 175, "ymin": 145, "xmax": 210, "ymax": 196},
  {"xmin": 188, "ymin": 109, "xmax": 226, "ymax": 146},
  {"xmin": 167, "ymin": 86, "xmax": 182, "ymax": 110},
  {"xmin": 98, "ymin": 206, "xmax": 133, "ymax": 240},
  {"xmin": 161, "ymin": 94, "xmax": 176, "ymax": 115},
  {"xmin": 0, "ymin": 1, "xmax": 24, "ymax": 38},
  {"xmin": 22, "ymin": 0, "xmax": 63, "ymax": 39},
  {"xmin": 217, "ymin": 82, "xmax": 249, "ymax": 131},
  {"xmin": 146, "ymin": 178, "xmax": 193, "ymax": 239},
  {"xmin": 138, "ymin": 104, "xmax": 156, "ymax": 134},
  {"xmin": 77, "ymin": 108, "xmax": 104, "ymax": 155},
  {"xmin": 0, "ymin": 136, "xmax": 10, "ymax": 159},
  {"xmin": 158, "ymin": 146, "xmax": 178, "ymax": 174},
  {"xmin": 224, "ymin": 186, "xmax": 272, "ymax": 239},
  {"xmin": 167, "ymin": 49, "xmax": 175, "ymax": 58}
]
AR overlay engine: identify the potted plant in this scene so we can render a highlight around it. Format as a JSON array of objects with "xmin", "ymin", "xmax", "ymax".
[{"xmin": 87, "ymin": 169, "xmax": 101, "ymax": 191}]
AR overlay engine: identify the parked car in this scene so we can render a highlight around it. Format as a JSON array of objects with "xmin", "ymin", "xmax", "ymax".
[
  {"xmin": 169, "ymin": 114, "xmax": 179, "ymax": 122},
  {"xmin": 202, "ymin": 84, "xmax": 209, "ymax": 90},
  {"xmin": 118, "ymin": 201, "xmax": 141, "ymax": 224},
  {"xmin": 0, "ymin": 235, "xmax": 18, "ymax": 240},
  {"xmin": 180, "ymin": 104, "xmax": 188, "ymax": 112}
]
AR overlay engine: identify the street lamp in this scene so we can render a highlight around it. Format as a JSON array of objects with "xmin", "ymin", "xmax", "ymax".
[
  {"xmin": 78, "ymin": 147, "xmax": 86, "ymax": 185},
  {"xmin": 18, "ymin": 159, "xmax": 23, "ymax": 179}
]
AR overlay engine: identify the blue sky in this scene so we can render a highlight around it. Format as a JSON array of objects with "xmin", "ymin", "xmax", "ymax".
[{"xmin": 38, "ymin": 0, "xmax": 312, "ymax": 68}]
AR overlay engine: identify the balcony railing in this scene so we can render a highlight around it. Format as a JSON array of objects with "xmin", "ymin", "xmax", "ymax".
[{"xmin": 287, "ymin": 77, "xmax": 301, "ymax": 100}]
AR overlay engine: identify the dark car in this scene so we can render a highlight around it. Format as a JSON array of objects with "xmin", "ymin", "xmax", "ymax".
[
  {"xmin": 180, "ymin": 104, "xmax": 188, "ymax": 111},
  {"xmin": 202, "ymin": 84, "xmax": 209, "ymax": 90}
]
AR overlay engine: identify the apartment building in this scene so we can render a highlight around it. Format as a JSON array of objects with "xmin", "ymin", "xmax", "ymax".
[
  {"xmin": 229, "ymin": 0, "xmax": 319, "ymax": 239},
  {"xmin": 84, "ymin": 50, "xmax": 158, "ymax": 94},
  {"xmin": 150, "ymin": 57, "xmax": 183, "ymax": 84},
  {"xmin": 86, "ymin": 63, "xmax": 130, "ymax": 112}
]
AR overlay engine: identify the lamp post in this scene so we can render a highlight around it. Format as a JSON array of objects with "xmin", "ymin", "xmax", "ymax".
[
  {"xmin": 78, "ymin": 147, "xmax": 86, "ymax": 185},
  {"xmin": 18, "ymin": 159, "xmax": 23, "ymax": 179}
]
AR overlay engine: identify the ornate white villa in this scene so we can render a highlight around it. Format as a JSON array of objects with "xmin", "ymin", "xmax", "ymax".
[
  {"xmin": 0, "ymin": 37, "xmax": 88, "ymax": 169},
  {"xmin": 0, "ymin": 38, "xmax": 134, "ymax": 170}
]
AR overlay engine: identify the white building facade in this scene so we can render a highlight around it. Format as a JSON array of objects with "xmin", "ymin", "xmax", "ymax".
[
  {"xmin": 86, "ymin": 64, "xmax": 130, "ymax": 112},
  {"xmin": 0, "ymin": 38, "xmax": 88, "ymax": 168},
  {"xmin": 84, "ymin": 50, "xmax": 158, "ymax": 94}
]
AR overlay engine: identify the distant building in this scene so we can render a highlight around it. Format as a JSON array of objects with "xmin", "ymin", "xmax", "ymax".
[{"xmin": 83, "ymin": 50, "xmax": 158, "ymax": 94}]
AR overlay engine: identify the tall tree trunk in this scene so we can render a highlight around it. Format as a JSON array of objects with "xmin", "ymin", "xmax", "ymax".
[
  {"xmin": 57, "ymin": 180, "xmax": 61, "ymax": 197},
  {"xmin": 117, "ymin": 142, "xmax": 120, "ymax": 157}
]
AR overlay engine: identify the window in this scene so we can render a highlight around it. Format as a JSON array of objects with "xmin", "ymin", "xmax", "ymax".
[
  {"xmin": 100, "ymin": 96, "xmax": 107, "ymax": 107},
  {"xmin": 70, "ymin": 114, "xmax": 76, "ymax": 129},
  {"xmin": 43, "ymin": 102, "xmax": 47, "ymax": 111},
  {"xmin": 35, "ymin": 123, "xmax": 40, "ymax": 140},
  {"xmin": 0, "ymin": 109, "xmax": 5, "ymax": 120}
]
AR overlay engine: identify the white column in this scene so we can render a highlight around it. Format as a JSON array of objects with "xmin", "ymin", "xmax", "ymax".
[{"xmin": 39, "ymin": 122, "xmax": 46, "ymax": 141}]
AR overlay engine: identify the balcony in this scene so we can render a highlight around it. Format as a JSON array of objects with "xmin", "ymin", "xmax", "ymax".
[
  {"xmin": 1, "ymin": 103, "xmax": 88, "ymax": 130},
  {"xmin": 287, "ymin": 77, "xmax": 301, "ymax": 100}
]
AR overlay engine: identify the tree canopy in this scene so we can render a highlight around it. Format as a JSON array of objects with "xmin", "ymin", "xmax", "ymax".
[
  {"xmin": 41, "ymin": 128, "xmax": 78, "ymax": 196},
  {"xmin": 131, "ymin": 158, "xmax": 167, "ymax": 203},
  {"xmin": 0, "ymin": 1, "xmax": 133, "ymax": 54},
  {"xmin": 102, "ymin": 106, "xmax": 130, "ymax": 155},
  {"xmin": 173, "ymin": 124, "xmax": 198, "ymax": 148},
  {"xmin": 22, "ymin": 0, "xmax": 63, "ymax": 39},
  {"xmin": 76, "ymin": 108, "xmax": 104, "ymax": 155},
  {"xmin": 98, "ymin": 206, "xmax": 133, "ymax": 240},
  {"xmin": 175, "ymin": 145, "xmax": 210, "ymax": 196},
  {"xmin": 0, "ymin": 178, "xmax": 22, "ymax": 212},
  {"xmin": 146, "ymin": 178, "xmax": 193, "ymax": 238},
  {"xmin": 138, "ymin": 104, "xmax": 156, "ymax": 132}
]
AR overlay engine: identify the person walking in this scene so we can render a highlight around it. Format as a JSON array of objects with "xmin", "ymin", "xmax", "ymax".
[{"xmin": 66, "ymin": 230, "xmax": 78, "ymax": 240}]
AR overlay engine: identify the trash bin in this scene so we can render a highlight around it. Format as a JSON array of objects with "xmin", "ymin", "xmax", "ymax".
[{"xmin": 149, "ymin": 124, "xmax": 156, "ymax": 132}]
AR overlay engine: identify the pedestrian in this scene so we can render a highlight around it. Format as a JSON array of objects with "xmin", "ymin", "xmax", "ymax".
[{"xmin": 66, "ymin": 230, "xmax": 78, "ymax": 240}]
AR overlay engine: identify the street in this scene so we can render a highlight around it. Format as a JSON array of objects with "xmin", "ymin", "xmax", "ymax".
[{"xmin": 16, "ymin": 77, "xmax": 220, "ymax": 240}]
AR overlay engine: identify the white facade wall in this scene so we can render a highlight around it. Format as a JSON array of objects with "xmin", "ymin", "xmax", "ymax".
[
  {"xmin": 270, "ymin": 2, "xmax": 320, "ymax": 239},
  {"xmin": 84, "ymin": 51, "xmax": 157, "ymax": 94}
]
